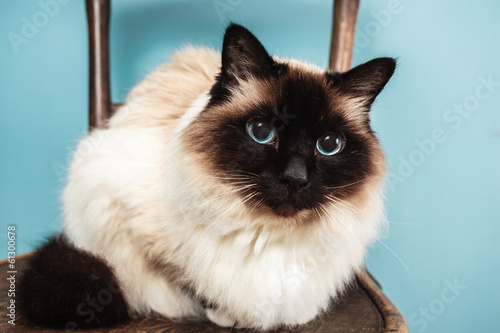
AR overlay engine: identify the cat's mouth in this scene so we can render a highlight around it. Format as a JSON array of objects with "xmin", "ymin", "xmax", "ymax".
[
  {"xmin": 261, "ymin": 190, "xmax": 317, "ymax": 218},
  {"xmin": 273, "ymin": 203, "xmax": 302, "ymax": 217},
  {"xmin": 249, "ymin": 177, "xmax": 320, "ymax": 218}
]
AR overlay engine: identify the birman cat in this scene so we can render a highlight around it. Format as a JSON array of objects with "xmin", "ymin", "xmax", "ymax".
[{"xmin": 19, "ymin": 24, "xmax": 395, "ymax": 330}]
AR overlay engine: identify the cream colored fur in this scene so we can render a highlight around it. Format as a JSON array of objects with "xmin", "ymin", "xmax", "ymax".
[{"xmin": 63, "ymin": 47, "xmax": 386, "ymax": 329}]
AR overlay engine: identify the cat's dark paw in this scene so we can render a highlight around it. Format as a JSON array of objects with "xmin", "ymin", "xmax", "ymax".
[{"xmin": 18, "ymin": 236, "xmax": 130, "ymax": 329}]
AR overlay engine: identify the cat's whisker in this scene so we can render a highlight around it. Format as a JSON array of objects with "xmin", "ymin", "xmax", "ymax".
[
  {"xmin": 201, "ymin": 191, "xmax": 255, "ymax": 225},
  {"xmin": 319, "ymin": 198, "xmax": 413, "ymax": 279},
  {"xmin": 174, "ymin": 179, "xmax": 256, "ymax": 197},
  {"xmin": 311, "ymin": 207, "xmax": 321, "ymax": 220},
  {"xmin": 325, "ymin": 179, "xmax": 364, "ymax": 190},
  {"xmin": 199, "ymin": 191, "xmax": 258, "ymax": 238},
  {"xmin": 211, "ymin": 173, "xmax": 256, "ymax": 180},
  {"xmin": 248, "ymin": 197, "xmax": 264, "ymax": 215},
  {"xmin": 325, "ymin": 195, "xmax": 360, "ymax": 214},
  {"xmin": 314, "ymin": 205, "xmax": 332, "ymax": 228},
  {"xmin": 324, "ymin": 196, "xmax": 350, "ymax": 212},
  {"xmin": 383, "ymin": 220, "xmax": 423, "ymax": 227},
  {"xmin": 318, "ymin": 203, "xmax": 354, "ymax": 242},
  {"xmin": 317, "ymin": 204, "xmax": 335, "ymax": 225},
  {"xmin": 173, "ymin": 182, "xmax": 259, "ymax": 218},
  {"xmin": 175, "ymin": 183, "xmax": 245, "ymax": 195},
  {"xmin": 319, "ymin": 202, "xmax": 356, "ymax": 240},
  {"xmin": 356, "ymin": 223, "xmax": 414, "ymax": 281},
  {"xmin": 239, "ymin": 171, "xmax": 260, "ymax": 178},
  {"xmin": 375, "ymin": 238, "xmax": 414, "ymax": 280},
  {"xmin": 233, "ymin": 183, "xmax": 258, "ymax": 191},
  {"xmin": 335, "ymin": 198, "xmax": 360, "ymax": 214},
  {"xmin": 172, "ymin": 189, "xmax": 240, "ymax": 216},
  {"xmin": 211, "ymin": 176, "xmax": 253, "ymax": 181}
]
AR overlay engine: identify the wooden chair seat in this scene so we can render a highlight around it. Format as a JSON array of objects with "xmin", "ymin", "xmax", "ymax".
[{"xmin": 0, "ymin": 254, "xmax": 406, "ymax": 332}]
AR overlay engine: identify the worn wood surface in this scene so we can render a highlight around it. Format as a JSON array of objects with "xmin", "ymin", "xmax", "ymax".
[
  {"xmin": 0, "ymin": 254, "xmax": 407, "ymax": 332},
  {"xmin": 357, "ymin": 273, "xmax": 408, "ymax": 333}
]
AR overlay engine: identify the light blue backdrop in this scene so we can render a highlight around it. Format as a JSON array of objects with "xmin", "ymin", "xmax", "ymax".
[{"xmin": 1, "ymin": 1, "xmax": 499, "ymax": 332}]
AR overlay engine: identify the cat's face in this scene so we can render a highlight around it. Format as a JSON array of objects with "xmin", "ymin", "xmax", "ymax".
[{"xmin": 184, "ymin": 24, "xmax": 395, "ymax": 219}]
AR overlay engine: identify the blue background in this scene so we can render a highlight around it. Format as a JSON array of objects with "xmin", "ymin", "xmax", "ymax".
[{"xmin": 1, "ymin": 1, "xmax": 499, "ymax": 332}]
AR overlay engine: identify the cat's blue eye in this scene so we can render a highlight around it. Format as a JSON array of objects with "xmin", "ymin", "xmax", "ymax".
[
  {"xmin": 316, "ymin": 132, "xmax": 345, "ymax": 156},
  {"xmin": 247, "ymin": 119, "xmax": 276, "ymax": 144}
]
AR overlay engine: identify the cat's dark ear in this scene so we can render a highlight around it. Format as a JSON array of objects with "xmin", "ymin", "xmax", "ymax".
[
  {"xmin": 221, "ymin": 23, "xmax": 276, "ymax": 87},
  {"xmin": 329, "ymin": 57, "xmax": 396, "ymax": 107}
]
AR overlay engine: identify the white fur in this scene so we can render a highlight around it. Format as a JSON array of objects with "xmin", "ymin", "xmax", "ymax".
[{"xmin": 62, "ymin": 47, "xmax": 386, "ymax": 330}]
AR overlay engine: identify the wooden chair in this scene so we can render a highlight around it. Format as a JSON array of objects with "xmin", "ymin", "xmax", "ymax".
[{"xmin": 0, "ymin": 1, "xmax": 408, "ymax": 331}]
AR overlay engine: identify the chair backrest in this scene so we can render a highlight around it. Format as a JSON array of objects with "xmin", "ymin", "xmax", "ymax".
[
  {"xmin": 329, "ymin": 0, "xmax": 360, "ymax": 72},
  {"xmin": 85, "ymin": 0, "xmax": 360, "ymax": 130}
]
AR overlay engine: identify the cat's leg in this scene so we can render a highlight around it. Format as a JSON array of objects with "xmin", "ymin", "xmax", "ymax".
[
  {"xmin": 104, "ymin": 245, "xmax": 204, "ymax": 321},
  {"xmin": 124, "ymin": 272, "xmax": 204, "ymax": 321}
]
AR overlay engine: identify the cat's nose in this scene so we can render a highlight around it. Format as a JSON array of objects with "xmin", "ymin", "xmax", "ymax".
[{"xmin": 281, "ymin": 157, "xmax": 309, "ymax": 189}]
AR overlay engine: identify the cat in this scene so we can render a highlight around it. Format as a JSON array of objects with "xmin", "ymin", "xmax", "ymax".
[{"xmin": 19, "ymin": 23, "xmax": 395, "ymax": 330}]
